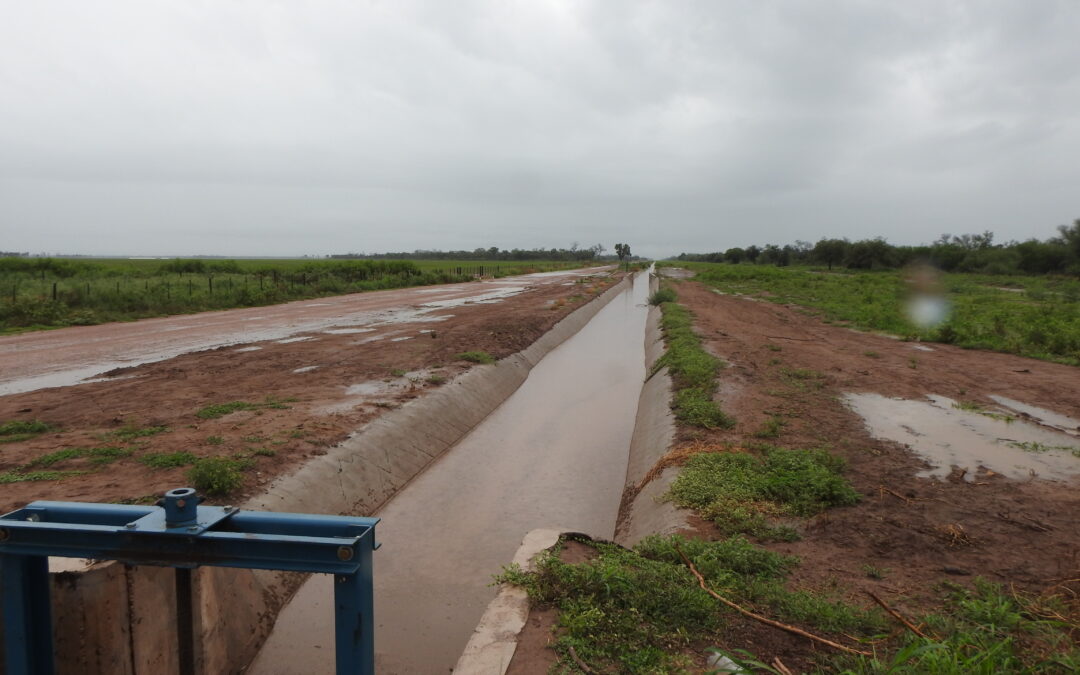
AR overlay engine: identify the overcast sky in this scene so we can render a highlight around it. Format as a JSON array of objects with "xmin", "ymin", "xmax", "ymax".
[{"xmin": 2, "ymin": 1, "xmax": 1078, "ymax": 259}]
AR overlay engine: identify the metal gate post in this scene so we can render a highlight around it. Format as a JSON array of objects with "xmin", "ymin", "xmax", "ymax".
[{"xmin": 0, "ymin": 553, "xmax": 55, "ymax": 674}]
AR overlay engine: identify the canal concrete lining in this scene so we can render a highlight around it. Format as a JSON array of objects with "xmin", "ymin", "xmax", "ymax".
[
  {"xmin": 250, "ymin": 270, "xmax": 652, "ymax": 673},
  {"xmin": 23, "ymin": 274, "xmax": 631, "ymax": 675},
  {"xmin": 454, "ymin": 272, "xmax": 686, "ymax": 674}
]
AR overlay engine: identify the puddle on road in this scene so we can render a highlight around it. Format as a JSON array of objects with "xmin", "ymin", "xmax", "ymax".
[
  {"xmin": 235, "ymin": 346, "xmax": 262, "ymax": 352},
  {"xmin": 910, "ymin": 344, "xmax": 934, "ymax": 352},
  {"xmin": 276, "ymin": 336, "xmax": 315, "ymax": 344},
  {"xmin": 321, "ymin": 327, "xmax": 375, "ymax": 335},
  {"xmin": 389, "ymin": 336, "xmax": 412, "ymax": 342},
  {"xmin": 413, "ymin": 286, "xmax": 468, "ymax": 294},
  {"xmin": 843, "ymin": 393, "xmax": 1080, "ymax": 481},
  {"xmin": 292, "ymin": 366, "xmax": 319, "ymax": 374}
]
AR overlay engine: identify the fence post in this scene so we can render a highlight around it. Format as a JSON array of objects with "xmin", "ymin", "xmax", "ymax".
[{"xmin": 52, "ymin": 283, "xmax": 57, "ymax": 301}]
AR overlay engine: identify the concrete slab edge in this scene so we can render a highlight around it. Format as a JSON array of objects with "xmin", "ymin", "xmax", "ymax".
[{"xmin": 453, "ymin": 528, "xmax": 562, "ymax": 675}]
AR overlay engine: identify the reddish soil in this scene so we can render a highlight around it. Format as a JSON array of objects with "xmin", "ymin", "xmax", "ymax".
[
  {"xmin": 0, "ymin": 272, "xmax": 621, "ymax": 513},
  {"xmin": 660, "ymin": 280, "xmax": 1080, "ymax": 669},
  {"xmin": 510, "ymin": 277, "xmax": 1080, "ymax": 672}
]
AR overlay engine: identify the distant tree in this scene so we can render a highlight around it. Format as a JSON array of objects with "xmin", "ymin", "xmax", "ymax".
[
  {"xmin": 759, "ymin": 244, "xmax": 781, "ymax": 265},
  {"xmin": 845, "ymin": 238, "xmax": 895, "ymax": 269},
  {"xmin": 812, "ymin": 238, "xmax": 849, "ymax": 270},
  {"xmin": 614, "ymin": 243, "xmax": 631, "ymax": 269},
  {"xmin": 1057, "ymin": 219, "xmax": 1080, "ymax": 259},
  {"xmin": 744, "ymin": 245, "xmax": 761, "ymax": 263},
  {"xmin": 724, "ymin": 247, "xmax": 746, "ymax": 264}
]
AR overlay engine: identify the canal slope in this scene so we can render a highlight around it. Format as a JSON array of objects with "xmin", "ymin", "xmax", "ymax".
[{"xmin": 249, "ymin": 269, "xmax": 652, "ymax": 674}]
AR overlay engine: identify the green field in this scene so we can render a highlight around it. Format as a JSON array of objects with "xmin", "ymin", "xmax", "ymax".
[
  {"xmin": 0, "ymin": 257, "xmax": 589, "ymax": 333},
  {"xmin": 672, "ymin": 263, "xmax": 1080, "ymax": 366}
]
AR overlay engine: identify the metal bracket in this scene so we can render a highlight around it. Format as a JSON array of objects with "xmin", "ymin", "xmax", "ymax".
[{"xmin": 0, "ymin": 487, "xmax": 379, "ymax": 675}]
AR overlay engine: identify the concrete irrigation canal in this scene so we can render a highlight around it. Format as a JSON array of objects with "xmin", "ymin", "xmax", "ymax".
[{"xmin": 249, "ymin": 269, "xmax": 652, "ymax": 673}]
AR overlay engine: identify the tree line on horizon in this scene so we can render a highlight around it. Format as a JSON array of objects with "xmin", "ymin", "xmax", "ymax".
[
  {"xmin": 675, "ymin": 219, "xmax": 1080, "ymax": 276},
  {"xmin": 329, "ymin": 243, "xmax": 616, "ymax": 262}
]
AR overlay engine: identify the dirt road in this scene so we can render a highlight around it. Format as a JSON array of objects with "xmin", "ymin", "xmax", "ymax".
[
  {"xmin": 0, "ymin": 267, "xmax": 612, "ymax": 396},
  {"xmin": 0, "ymin": 267, "xmax": 618, "ymax": 512}
]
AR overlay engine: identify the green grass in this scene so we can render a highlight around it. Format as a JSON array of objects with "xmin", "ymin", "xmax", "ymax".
[
  {"xmin": 27, "ymin": 446, "xmax": 133, "ymax": 468},
  {"xmin": 0, "ymin": 258, "xmax": 589, "ymax": 333},
  {"xmin": 1008, "ymin": 440, "xmax": 1080, "ymax": 456},
  {"xmin": 681, "ymin": 263, "xmax": 1080, "ymax": 366},
  {"xmin": 0, "ymin": 419, "xmax": 57, "ymax": 443},
  {"xmin": 753, "ymin": 415, "xmax": 786, "ymax": 439},
  {"xmin": 648, "ymin": 287, "xmax": 678, "ymax": 305},
  {"xmin": 186, "ymin": 457, "xmax": 252, "ymax": 495},
  {"xmin": 102, "ymin": 424, "xmax": 168, "ymax": 442},
  {"xmin": 668, "ymin": 447, "xmax": 860, "ymax": 540},
  {"xmin": 654, "ymin": 300, "xmax": 735, "ymax": 429},
  {"xmin": 195, "ymin": 396, "xmax": 293, "ymax": 419},
  {"xmin": 454, "ymin": 350, "xmax": 496, "ymax": 364},
  {"xmin": 0, "ymin": 470, "xmax": 84, "ymax": 483},
  {"xmin": 833, "ymin": 579, "xmax": 1080, "ymax": 674},
  {"xmin": 138, "ymin": 452, "xmax": 198, "ymax": 469},
  {"xmin": 496, "ymin": 534, "xmax": 882, "ymax": 673}
]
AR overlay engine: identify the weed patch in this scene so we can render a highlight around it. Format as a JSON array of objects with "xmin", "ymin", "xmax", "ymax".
[
  {"xmin": 139, "ymin": 452, "xmax": 198, "ymax": 469},
  {"xmin": 103, "ymin": 424, "xmax": 168, "ymax": 442},
  {"xmin": 649, "ymin": 287, "xmax": 677, "ymax": 305},
  {"xmin": 0, "ymin": 470, "xmax": 84, "ymax": 483},
  {"xmin": 654, "ymin": 301, "xmax": 734, "ymax": 429},
  {"xmin": 669, "ymin": 447, "xmax": 859, "ymax": 539},
  {"xmin": 455, "ymin": 350, "xmax": 496, "ymax": 364},
  {"xmin": 196, "ymin": 397, "xmax": 293, "ymax": 419},
  {"xmin": 186, "ymin": 457, "xmax": 251, "ymax": 495},
  {"xmin": 498, "ymin": 534, "xmax": 881, "ymax": 672},
  {"xmin": 834, "ymin": 580, "xmax": 1080, "ymax": 673},
  {"xmin": 0, "ymin": 419, "xmax": 57, "ymax": 443},
  {"xmin": 753, "ymin": 415, "xmax": 786, "ymax": 439},
  {"xmin": 27, "ymin": 446, "xmax": 133, "ymax": 468}
]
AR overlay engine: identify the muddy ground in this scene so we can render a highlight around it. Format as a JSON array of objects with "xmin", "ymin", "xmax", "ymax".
[
  {"xmin": 512, "ymin": 277, "xmax": 1080, "ymax": 672},
  {"xmin": 669, "ymin": 280, "xmax": 1080, "ymax": 668},
  {"xmin": 0, "ymin": 271, "xmax": 620, "ymax": 513}
]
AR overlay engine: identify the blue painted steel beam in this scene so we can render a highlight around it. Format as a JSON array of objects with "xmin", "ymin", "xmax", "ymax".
[{"xmin": 0, "ymin": 490, "xmax": 379, "ymax": 675}]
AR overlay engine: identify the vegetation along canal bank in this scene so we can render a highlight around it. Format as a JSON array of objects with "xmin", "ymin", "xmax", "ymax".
[{"xmin": 495, "ymin": 264, "xmax": 1079, "ymax": 673}]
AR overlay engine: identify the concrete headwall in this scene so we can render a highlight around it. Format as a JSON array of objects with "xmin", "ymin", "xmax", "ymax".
[{"xmin": 21, "ymin": 274, "xmax": 632, "ymax": 675}]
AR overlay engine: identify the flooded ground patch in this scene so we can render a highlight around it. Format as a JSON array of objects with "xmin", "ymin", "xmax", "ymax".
[{"xmin": 843, "ymin": 392, "xmax": 1080, "ymax": 481}]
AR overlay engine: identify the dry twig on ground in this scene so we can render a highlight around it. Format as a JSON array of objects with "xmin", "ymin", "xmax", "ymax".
[
  {"xmin": 673, "ymin": 543, "xmax": 872, "ymax": 657},
  {"xmin": 865, "ymin": 591, "xmax": 935, "ymax": 640}
]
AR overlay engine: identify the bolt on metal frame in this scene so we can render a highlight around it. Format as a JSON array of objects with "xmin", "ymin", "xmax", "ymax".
[{"xmin": 0, "ymin": 487, "xmax": 379, "ymax": 675}]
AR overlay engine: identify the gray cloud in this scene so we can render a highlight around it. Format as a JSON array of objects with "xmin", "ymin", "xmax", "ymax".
[{"xmin": 2, "ymin": 0, "xmax": 1078, "ymax": 258}]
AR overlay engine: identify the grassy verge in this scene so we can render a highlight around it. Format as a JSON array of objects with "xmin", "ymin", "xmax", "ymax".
[
  {"xmin": 454, "ymin": 350, "xmax": 496, "ymax": 364},
  {"xmin": 668, "ymin": 446, "xmax": 860, "ymax": 542},
  {"xmin": 0, "ymin": 258, "xmax": 589, "ymax": 333},
  {"xmin": 195, "ymin": 396, "xmax": 294, "ymax": 419},
  {"xmin": 0, "ymin": 419, "xmax": 57, "ymax": 443},
  {"xmin": 679, "ymin": 263, "xmax": 1080, "ymax": 366},
  {"xmin": 497, "ymin": 534, "xmax": 882, "ymax": 673},
  {"xmin": 835, "ymin": 580, "xmax": 1079, "ymax": 673},
  {"xmin": 653, "ymin": 292, "xmax": 735, "ymax": 429}
]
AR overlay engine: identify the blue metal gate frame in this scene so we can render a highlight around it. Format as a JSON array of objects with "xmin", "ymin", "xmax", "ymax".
[{"xmin": 0, "ymin": 487, "xmax": 378, "ymax": 675}]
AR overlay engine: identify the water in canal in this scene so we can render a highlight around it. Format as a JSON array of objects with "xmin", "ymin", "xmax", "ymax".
[{"xmin": 250, "ymin": 270, "xmax": 651, "ymax": 674}]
